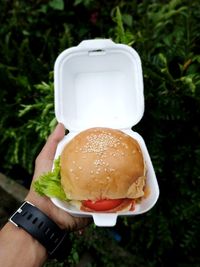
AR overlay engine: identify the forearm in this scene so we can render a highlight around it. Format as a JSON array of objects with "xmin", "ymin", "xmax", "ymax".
[
  {"xmin": 0, "ymin": 222, "xmax": 47, "ymax": 267},
  {"xmin": 0, "ymin": 123, "xmax": 89, "ymax": 267}
]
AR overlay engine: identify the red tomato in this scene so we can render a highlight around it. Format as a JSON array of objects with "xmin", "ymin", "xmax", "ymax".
[{"xmin": 82, "ymin": 199, "xmax": 124, "ymax": 211}]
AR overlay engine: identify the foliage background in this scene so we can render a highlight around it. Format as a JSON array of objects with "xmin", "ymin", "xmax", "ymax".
[{"xmin": 0, "ymin": 0, "xmax": 200, "ymax": 266}]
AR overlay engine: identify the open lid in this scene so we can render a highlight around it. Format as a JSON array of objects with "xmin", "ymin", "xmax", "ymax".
[{"xmin": 54, "ymin": 39, "xmax": 144, "ymax": 131}]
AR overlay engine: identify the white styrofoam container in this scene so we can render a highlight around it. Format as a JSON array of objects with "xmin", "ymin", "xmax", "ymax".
[{"xmin": 51, "ymin": 39, "xmax": 159, "ymax": 227}]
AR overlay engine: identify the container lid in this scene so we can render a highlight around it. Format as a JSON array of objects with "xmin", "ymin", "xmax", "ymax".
[{"xmin": 54, "ymin": 39, "xmax": 144, "ymax": 131}]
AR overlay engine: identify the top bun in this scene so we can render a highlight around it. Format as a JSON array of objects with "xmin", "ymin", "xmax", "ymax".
[{"xmin": 60, "ymin": 127, "xmax": 146, "ymax": 201}]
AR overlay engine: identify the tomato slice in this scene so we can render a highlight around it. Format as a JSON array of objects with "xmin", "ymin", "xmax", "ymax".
[{"xmin": 82, "ymin": 199, "xmax": 124, "ymax": 211}]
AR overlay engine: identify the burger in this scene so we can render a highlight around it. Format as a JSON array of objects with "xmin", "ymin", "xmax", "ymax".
[
  {"xmin": 34, "ymin": 127, "xmax": 146, "ymax": 213},
  {"xmin": 60, "ymin": 127, "xmax": 146, "ymax": 212}
]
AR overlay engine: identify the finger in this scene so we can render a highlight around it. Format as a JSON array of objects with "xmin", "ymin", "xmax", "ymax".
[
  {"xmin": 39, "ymin": 123, "xmax": 65, "ymax": 161},
  {"xmin": 59, "ymin": 213, "xmax": 91, "ymax": 231}
]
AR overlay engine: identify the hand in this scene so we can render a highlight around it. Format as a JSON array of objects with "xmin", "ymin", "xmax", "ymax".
[{"xmin": 26, "ymin": 123, "xmax": 90, "ymax": 230}]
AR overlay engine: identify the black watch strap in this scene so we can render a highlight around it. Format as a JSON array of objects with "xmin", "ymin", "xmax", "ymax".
[{"xmin": 9, "ymin": 201, "xmax": 71, "ymax": 260}]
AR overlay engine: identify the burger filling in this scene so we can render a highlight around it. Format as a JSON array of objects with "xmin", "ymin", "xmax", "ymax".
[{"xmin": 81, "ymin": 198, "xmax": 135, "ymax": 212}]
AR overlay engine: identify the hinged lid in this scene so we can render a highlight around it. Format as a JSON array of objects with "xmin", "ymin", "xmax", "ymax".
[{"xmin": 54, "ymin": 39, "xmax": 144, "ymax": 131}]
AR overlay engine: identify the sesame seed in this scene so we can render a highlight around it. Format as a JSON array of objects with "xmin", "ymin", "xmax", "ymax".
[
  {"xmin": 94, "ymin": 159, "xmax": 105, "ymax": 166},
  {"xmin": 82, "ymin": 132, "xmax": 120, "ymax": 153}
]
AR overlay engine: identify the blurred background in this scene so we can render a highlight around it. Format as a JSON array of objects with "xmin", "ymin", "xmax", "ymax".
[{"xmin": 0, "ymin": 0, "xmax": 200, "ymax": 266}]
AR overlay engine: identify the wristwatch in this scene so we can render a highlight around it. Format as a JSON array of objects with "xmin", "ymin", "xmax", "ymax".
[{"xmin": 9, "ymin": 201, "xmax": 71, "ymax": 261}]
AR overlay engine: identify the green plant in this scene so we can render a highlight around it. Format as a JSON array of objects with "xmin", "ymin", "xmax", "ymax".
[{"xmin": 0, "ymin": 0, "xmax": 200, "ymax": 266}]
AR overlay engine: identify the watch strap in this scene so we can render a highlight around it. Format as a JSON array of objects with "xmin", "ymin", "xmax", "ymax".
[{"xmin": 9, "ymin": 201, "xmax": 70, "ymax": 259}]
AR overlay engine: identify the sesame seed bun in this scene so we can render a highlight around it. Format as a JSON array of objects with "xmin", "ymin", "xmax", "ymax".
[{"xmin": 60, "ymin": 127, "xmax": 146, "ymax": 201}]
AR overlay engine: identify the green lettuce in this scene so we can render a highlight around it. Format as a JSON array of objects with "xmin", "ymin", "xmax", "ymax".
[{"xmin": 33, "ymin": 157, "xmax": 67, "ymax": 201}]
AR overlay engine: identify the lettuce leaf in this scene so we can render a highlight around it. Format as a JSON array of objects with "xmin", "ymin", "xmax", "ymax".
[{"xmin": 33, "ymin": 157, "xmax": 67, "ymax": 201}]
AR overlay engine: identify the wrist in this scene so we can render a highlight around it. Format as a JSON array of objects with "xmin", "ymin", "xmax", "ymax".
[
  {"xmin": 25, "ymin": 191, "xmax": 67, "ymax": 229},
  {"xmin": 9, "ymin": 201, "xmax": 71, "ymax": 261}
]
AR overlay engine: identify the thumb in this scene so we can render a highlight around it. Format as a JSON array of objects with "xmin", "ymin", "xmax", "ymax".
[{"xmin": 33, "ymin": 123, "xmax": 65, "ymax": 179}]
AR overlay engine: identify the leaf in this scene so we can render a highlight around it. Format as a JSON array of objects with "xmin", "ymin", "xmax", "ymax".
[
  {"xmin": 49, "ymin": 0, "xmax": 64, "ymax": 10},
  {"xmin": 122, "ymin": 14, "xmax": 133, "ymax": 27},
  {"xmin": 33, "ymin": 157, "xmax": 67, "ymax": 200}
]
